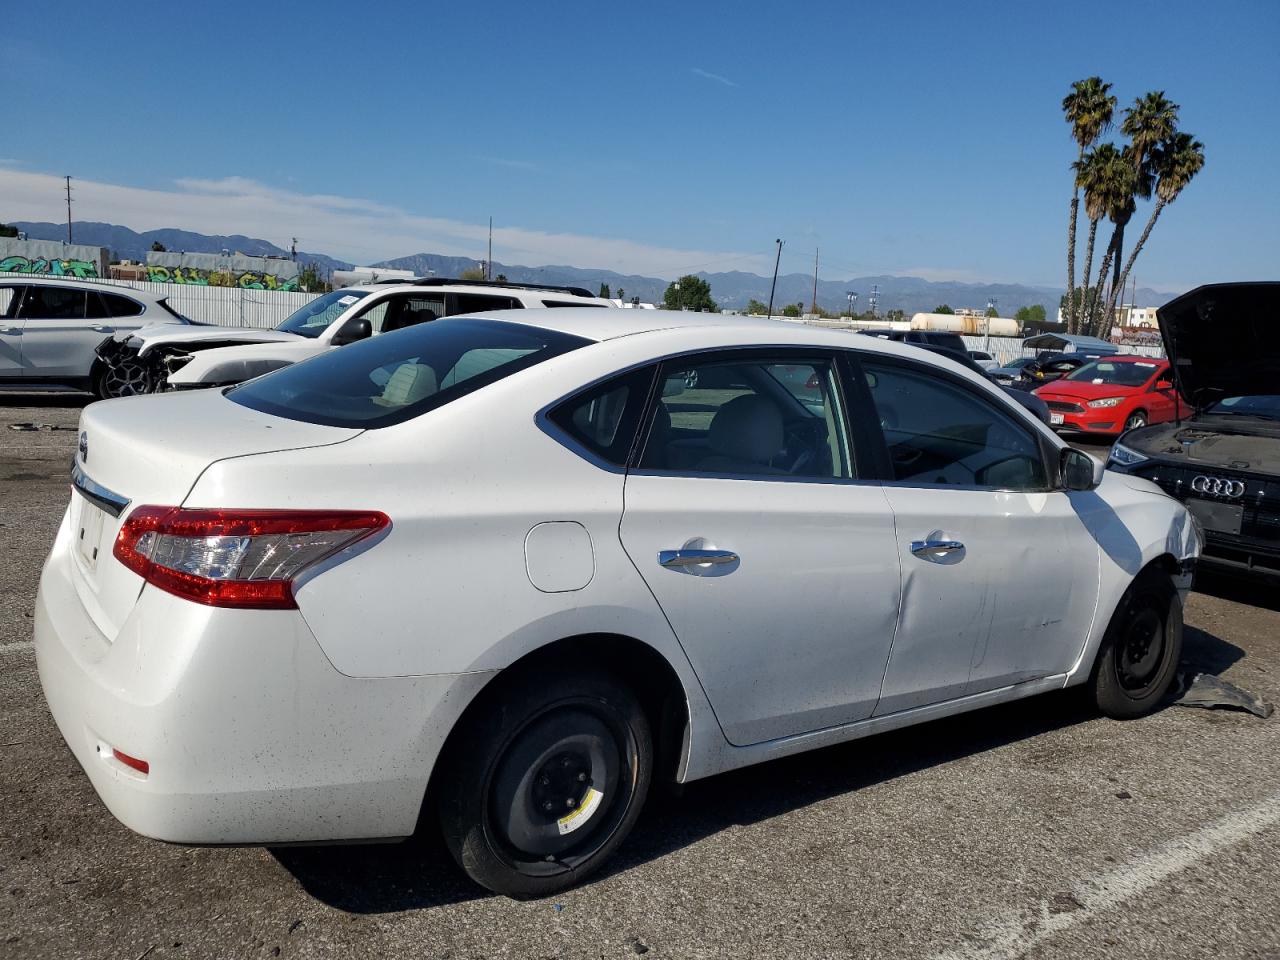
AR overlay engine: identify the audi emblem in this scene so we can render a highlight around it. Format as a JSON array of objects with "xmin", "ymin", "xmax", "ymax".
[{"xmin": 1191, "ymin": 475, "xmax": 1245, "ymax": 498}]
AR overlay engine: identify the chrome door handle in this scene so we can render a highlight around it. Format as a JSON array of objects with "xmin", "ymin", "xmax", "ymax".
[
  {"xmin": 0, "ymin": 326, "xmax": 19, "ymax": 335},
  {"xmin": 910, "ymin": 539, "xmax": 965, "ymax": 561},
  {"xmin": 659, "ymin": 549, "xmax": 739, "ymax": 568},
  {"xmin": 91, "ymin": 324, "xmax": 113, "ymax": 332}
]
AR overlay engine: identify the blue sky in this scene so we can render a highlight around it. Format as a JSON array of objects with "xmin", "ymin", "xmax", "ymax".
[{"xmin": 3, "ymin": 0, "xmax": 1277, "ymax": 289}]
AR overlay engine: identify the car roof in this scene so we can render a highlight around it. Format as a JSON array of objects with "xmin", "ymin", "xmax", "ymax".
[
  {"xmin": 342, "ymin": 281, "xmax": 611, "ymax": 304},
  {"xmin": 1, "ymin": 275, "xmax": 169, "ymax": 303},
  {"xmin": 453, "ymin": 307, "xmax": 998, "ymax": 363}
]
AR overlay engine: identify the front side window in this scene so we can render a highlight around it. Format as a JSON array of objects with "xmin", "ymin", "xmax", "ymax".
[
  {"xmin": 18, "ymin": 286, "xmax": 86, "ymax": 320},
  {"xmin": 230, "ymin": 318, "xmax": 589, "ymax": 428},
  {"xmin": 276, "ymin": 289, "xmax": 369, "ymax": 338},
  {"xmin": 375, "ymin": 294, "xmax": 445, "ymax": 333},
  {"xmin": 638, "ymin": 355, "xmax": 852, "ymax": 480},
  {"xmin": 862, "ymin": 359, "xmax": 1047, "ymax": 490}
]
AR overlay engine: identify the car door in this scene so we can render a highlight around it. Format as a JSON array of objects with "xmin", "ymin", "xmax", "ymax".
[
  {"xmin": 15, "ymin": 285, "xmax": 105, "ymax": 378},
  {"xmin": 97, "ymin": 290, "xmax": 151, "ymax": 335},
  {"xmin": 0, "ymin": 285, "xmax": 22, "ymax": 377},
  {"xmin": 618, "ymin": 349, "xmax": 903, "ymax": 746},
  {"xmin": 1141, "ymin": 362, "xmax": 1182, "ymax": 424},
  {"xmin": 855, "ymin": 355, "xmax": 1100, "ymax": 714}
]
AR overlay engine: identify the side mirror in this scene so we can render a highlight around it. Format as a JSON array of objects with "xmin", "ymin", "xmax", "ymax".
[
  {"xmin": 1156, "ymin": 378, "xmax": 1174, "ymax": 392},
  {"xmin": 331, "ymin": 317, "xmax": 372, "ymax": 346},
  {"xmin": 1061, "ymin": 448, "xmax": 1104, "ymax": 491}
]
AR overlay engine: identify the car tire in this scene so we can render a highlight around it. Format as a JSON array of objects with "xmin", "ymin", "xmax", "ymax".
[
  {"xmin": 1089, "ymin": 567, "xmax": 1182, "ymax": 719},
  {"xmin": 1124, "ymin": 410, "xmax": 1148, "ymax": 431},
  {"xmin": 95, "ymin": 357, "xmax": 153, "ymax": 399},
  {"xmin": 436, "ymin": 666, "xmax": 653, "ymax": 898}
]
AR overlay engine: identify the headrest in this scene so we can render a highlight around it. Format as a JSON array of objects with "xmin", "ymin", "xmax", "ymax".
[
  {"xmin": 375, "ymin": 362, "xmax": 438, "ymax": 407},
  {"xmin": 707, "ymin": 395, "xmax": 784, "ymax": 464}
]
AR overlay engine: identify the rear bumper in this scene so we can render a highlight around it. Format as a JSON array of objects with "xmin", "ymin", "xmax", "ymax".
[{"xmin": 34, "ymin": 515, "xmax": 492, "ymax": 844}]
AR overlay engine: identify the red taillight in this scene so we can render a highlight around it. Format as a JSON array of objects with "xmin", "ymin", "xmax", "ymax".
[
  {"xmin": 112, "ymin": 748, "xmax": 149, "ymax": 775},
  {"xmin": 113, "ymin": 506, "xmax": 390, "ymax": 609}
]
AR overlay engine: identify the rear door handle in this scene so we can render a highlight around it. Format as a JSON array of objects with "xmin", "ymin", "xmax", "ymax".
[
  {"xmin": 91, "ymin": 324, "xmax": 113, "ymax": 333},
  {"xmin": 0, "ymin": 326, "xmax": 19, "ymax": 335},
  {"xmin": 659, "ymin": 549, "xmax": 739, "ymax": 569},
  {"xmin": 910, "ymin": 539, "xmax": 965, "ymax": 561}
]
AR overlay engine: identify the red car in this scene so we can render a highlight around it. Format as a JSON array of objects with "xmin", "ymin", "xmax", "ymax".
[{"xmin": 1033, "ymin": 355, "xmax": 1191, "ymax": 436}]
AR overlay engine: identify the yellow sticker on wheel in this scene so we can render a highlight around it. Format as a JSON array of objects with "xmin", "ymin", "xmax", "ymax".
[{"xmin": 557, "ymin": 787, "xmax": 604, "ymax": 836}]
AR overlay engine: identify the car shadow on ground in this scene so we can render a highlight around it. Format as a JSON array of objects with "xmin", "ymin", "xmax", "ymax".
[
  {"xmin": 0, "ymin": 392, "xmax": 93, "ymax": 409},
  {"xmin": 273, "ymin": 622, "xmax": 1242, "ymax": 915}
]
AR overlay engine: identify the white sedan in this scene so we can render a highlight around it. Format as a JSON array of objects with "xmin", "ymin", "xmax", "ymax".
[{"xmin": 35, "ymin": 309, "xmax": 1199, "ymax": 897}]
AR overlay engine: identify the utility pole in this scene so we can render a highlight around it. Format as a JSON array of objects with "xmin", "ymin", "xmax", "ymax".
[
  {"xmin": 290, "ymin": 237, "xmax": 298, "ymax": 261},
  {"xmin": 767, "ymin": 238, "xmax": 783, "ymax": 319},
  {"xmin": 985, "ymin": 297, "xmax": 997, "ymax": 352},
  {"xmin": 65, "ymin": 176, "xmax": 73, "ymax": 243},
  {"xmin": 487, "ymin": 217, "xmax": 493, "ymax": 280},
  {"xmin": 810, "ymin": 247, "xmax": 819, "ymax": 317},
  {"xmin": 868, "ymin": 284, "xmax": 879, "ymax": 317},
  {"xmin": 846, "ymin": 291, "xmax": 858, "ymax": 323}
]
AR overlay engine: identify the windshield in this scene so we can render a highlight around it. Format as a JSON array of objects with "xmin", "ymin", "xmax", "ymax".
[
  {"xmin": 230, "ymin": 318, "xmax": 590, "ymax": 428},
  {"xmin": 276, "ymin": 290, "xmax": 369, "ymax": 338},
  {"xmin": 1206, "ymin": 395, "xmax": 1280, "ymax": 420},
  {"xmin": 1064, "ymin": 359, "xmax": 1159, "ymax": 387}
]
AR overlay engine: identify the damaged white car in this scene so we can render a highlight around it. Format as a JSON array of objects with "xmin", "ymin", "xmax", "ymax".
[{"xmin": 92, "ymin": 279, "xmax": 613, "ymax": 396}]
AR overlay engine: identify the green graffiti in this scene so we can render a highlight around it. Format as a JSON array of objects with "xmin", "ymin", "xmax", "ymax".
[
  {"xmin": 0, "ymin": 255, "xmax": 98, "ymax": 277},
  {"xmin": 146, "ymin": 265, "xmax": 297, "ymax": 291}
]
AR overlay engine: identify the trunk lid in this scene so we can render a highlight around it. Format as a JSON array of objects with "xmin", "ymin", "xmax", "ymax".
[
  {"xmin": 68, "ymin": 390, "xmax": 362, "ymax": 641},
  {"xmin": 1159, "ymin": 282, "xmax": 1280, "ymax": 409}
]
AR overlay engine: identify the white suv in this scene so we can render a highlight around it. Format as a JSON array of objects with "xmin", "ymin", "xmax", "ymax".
[
  {"xmin": 95, "ymin": 279, "xmax": 613, "ymax": 396},
  {"xmin": 0, "ymin": 277, "xmax": 193, "ymax": 397}
]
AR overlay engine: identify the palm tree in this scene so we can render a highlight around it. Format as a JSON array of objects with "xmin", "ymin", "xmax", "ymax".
[
  {"xmin": 1086, "ymin": 148, "xmax": 1138, "ymax": 337},
  {"xmin": 1062, "ymin": 78, "xmax": 1116, "ymax": 330},
  {"xmin": 1106, "ymin": 93, "xmax": 1179, "ymax": 311},
  {"xmin": 1073, "ymin": 144, "xmax": 1118, "ymax": 333},
  {"xmin": 1110, "ymin": 133, "xmax": 1206, "ymax": 319}
]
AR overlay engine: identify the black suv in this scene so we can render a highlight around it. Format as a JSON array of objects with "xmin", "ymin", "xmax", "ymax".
[{"xmin": 1107, "ymin": 283, "xmax": 1280, "ymax": 578}]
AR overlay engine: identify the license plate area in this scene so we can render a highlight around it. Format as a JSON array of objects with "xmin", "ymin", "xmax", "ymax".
[
  {"xmin": 1187, "ymin": 497, "xmax": 1243, "ymax": 535},
  {"xmin": 74, "ymin": 494, "xmax": 109, "ymax": 572},
  {"xmin": 1050, "ymin": 412, "xmax": 1064, "ymax": 425}
]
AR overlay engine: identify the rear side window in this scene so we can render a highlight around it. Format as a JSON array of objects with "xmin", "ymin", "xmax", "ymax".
[
  {"xmin": 230, "ymin": 318, "xmax": 589, "ymax": 428},
  {"xmin": 541, "ymin": 300, "xmax": 599, "ymax": 308},
  {"xmin": 0, "ymin": 286, "xmax": 18, "ymax": 318},
  {"xmin": 547, "ymin": 367, "xmax": 655, "ymax": 466},
  {"xmin": 451, "ymin": 293, "xmax": 523, "ymax": 313},
  {"xmin": 18, "ymin": 286, "xmax": 86, "ymax": 319},
  {"xmin": 102, "ymin": 292, "xmax": 145, "ymax": 317}
]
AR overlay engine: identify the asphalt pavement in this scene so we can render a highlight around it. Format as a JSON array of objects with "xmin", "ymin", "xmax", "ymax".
[{"xmin": 2, "ymin": 395, "xmax": 1278, "ymax": 960}]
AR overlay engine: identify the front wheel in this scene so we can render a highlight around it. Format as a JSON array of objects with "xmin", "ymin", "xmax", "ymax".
[
  {"xmin": 95, "ymin": 358, "xmax": 154, "ymax": 399},
  {"xmin": 1089, "ymin": 568, "xmax": 1182, "ymax": 719},
  {"xmin": 436, "ymin": 667, "xmax": 652, "ymax": 898},
  {"xmin": 1123, "ymin": 409, "xmax": 1148, "ymax": 431}
]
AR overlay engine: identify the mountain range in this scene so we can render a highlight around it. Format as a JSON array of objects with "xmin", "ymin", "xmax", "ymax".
[{"xmin": 10, "ymin": 220, "xmax": 1175, "ymax": 315}]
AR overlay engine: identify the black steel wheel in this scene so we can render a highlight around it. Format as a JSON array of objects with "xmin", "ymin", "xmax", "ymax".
[
  {"xmin": 1090, "ymin": 567, "xmax": 1182, "ymax": 718},
  {"xmin": 436, "ymin": 666, "xmax": 652, "ymax": 898}
]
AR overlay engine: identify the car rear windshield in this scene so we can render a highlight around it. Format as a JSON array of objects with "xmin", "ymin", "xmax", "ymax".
[
  {"xmin": 1064, "ymin": 359, "xmax": 1158, "ymax": 386},
  {"xmin": 229, "ymin": 318, "xmax": 590, "ymax": 428}
]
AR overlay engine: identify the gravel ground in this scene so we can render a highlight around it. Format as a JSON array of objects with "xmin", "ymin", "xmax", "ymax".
[{"xmin": 2, "ymin": 394, "xmax": 1277, "ymax": 960}]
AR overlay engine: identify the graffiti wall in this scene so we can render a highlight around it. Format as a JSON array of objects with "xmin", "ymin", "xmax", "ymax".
[
  {"xmin": 145, "ymin": 251, "xmax": 301, "ymax": 291},
  {"xmin": 0, "ymin": 238, "xmax": 108, "ymax": 278}
]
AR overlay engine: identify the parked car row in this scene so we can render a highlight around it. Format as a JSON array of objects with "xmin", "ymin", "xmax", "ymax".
[
  {"xmin": 36, "ymin": 296, "xmax": 1206, "ymax": 898},
  {"xmin": 2, "ymin": 276, "xmax": 612, "ymax": 399}
]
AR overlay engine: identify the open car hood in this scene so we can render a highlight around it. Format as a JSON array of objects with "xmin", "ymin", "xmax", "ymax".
[{"xmin": 1159, "ymin": 282, "xmax": 1280, "ymax": 409}]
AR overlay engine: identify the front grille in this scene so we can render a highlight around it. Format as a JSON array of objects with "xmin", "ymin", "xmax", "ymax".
[
  {"xmin": 1046, "ymin": 400, "xmax": 1084, "ymax": 413},
  {"xmin": 1131, "ymin": 462, "xmax": 1280, "ymax": 546}
]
